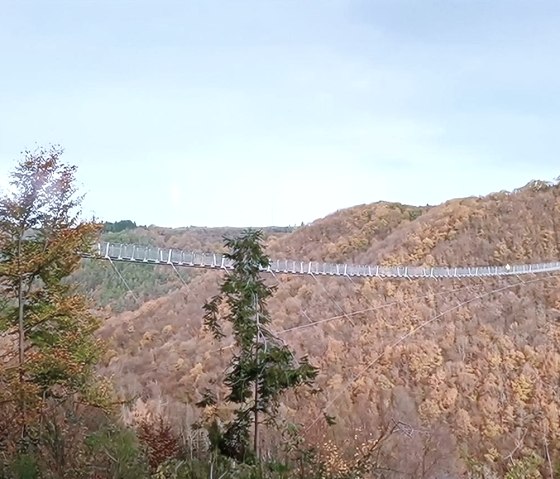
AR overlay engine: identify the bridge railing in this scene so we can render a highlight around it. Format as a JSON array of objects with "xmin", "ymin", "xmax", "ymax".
[{"xmin": 87, "ymin": 242, "xmax": 560, "ymax": 279}]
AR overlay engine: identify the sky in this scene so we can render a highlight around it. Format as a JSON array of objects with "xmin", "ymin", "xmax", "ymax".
[{"xmin": 1, "ymin": 0, "xmax": 559, "ymax": 227}]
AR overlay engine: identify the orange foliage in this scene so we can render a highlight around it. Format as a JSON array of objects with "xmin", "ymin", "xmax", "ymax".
[{"xmin": 93, "ymin": 180, "xmax": 560, "ymax": 474}]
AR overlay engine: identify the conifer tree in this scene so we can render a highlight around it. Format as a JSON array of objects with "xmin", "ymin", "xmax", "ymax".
[
  {"xmin": 202, "ymin": 229, "xmax": 318, "ymax": 462},
  {"xmin": 0, "ymin": 146, "xmax": 107, "ymax": 446}
]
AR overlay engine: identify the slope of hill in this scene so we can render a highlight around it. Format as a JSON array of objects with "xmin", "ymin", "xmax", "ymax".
[
  {"xmin": 266, "ymin": 202, "xmax": 428, "ymax": 263},
  {"xmin": 85, "ymin": 179, "xmax": 560, "ymax": 476}
]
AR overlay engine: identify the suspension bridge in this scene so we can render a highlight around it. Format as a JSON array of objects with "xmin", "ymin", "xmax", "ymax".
[{"xmin": 85, "ymin": 242, "xmax": 560, "ymax": 279}]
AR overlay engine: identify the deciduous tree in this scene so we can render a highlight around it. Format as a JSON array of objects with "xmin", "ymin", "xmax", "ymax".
[{"xmin": 0, "ymin": 146, "xmax": 107, "ymax": 448}]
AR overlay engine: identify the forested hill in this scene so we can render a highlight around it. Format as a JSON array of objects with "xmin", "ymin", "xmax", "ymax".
[{"xmin": 79, "ymin": 179, "xmax": 560, "ymax": 476}]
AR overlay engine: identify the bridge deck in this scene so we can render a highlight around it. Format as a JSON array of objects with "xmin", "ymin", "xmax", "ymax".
[{"xmin": 82, "ymin": 242, "xmax": 560, "ymax": 280}]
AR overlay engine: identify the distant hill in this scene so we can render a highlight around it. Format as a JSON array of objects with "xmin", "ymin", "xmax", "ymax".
[{"xmin": 80, "ymin": 179, "xmax": 560, "ymax": 476}]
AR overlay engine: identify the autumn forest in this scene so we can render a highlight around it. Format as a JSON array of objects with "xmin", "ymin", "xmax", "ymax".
[{"xmin": 2, "ymin": 148, "xmax": 560, "ymax": 478}]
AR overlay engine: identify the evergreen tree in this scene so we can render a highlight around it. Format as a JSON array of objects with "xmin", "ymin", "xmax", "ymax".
[
  {"xmin": 202, "ymin": 229, "xmax": 318, "ymax": 462},
  {"xmin": 0, "ymin": 146, "xmax": 108, "ymax": 448},
  {"xmin": 103, "ymin": 219, "xmax": 137, "ymax": 233}
]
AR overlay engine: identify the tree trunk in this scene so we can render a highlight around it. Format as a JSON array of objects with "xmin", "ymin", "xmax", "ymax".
[
  {"xmin": 17, "ymin": 235, "xmax": 26, "ymax": 440},
  {"xmin": 253, "ymin": 294, "xmax": 260, "ymax": 460},
  {"xmin": 253, "ymin": 372, "xmax": 259, "ymax": 459}
]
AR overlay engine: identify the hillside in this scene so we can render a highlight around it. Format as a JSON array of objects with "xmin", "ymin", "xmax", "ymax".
[{"xmin": 87, "ymin": 180, "xmax": 560, "ymax": 476}]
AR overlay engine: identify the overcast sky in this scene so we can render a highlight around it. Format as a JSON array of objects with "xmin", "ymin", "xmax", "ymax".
[{"xmin": 1, "ymin": 0, "xmax": 559, "ymax": 227}]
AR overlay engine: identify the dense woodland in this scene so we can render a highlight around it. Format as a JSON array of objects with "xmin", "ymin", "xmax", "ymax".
[{"xmin": 2, "ymin": 149, "xmax": 560, "ymax": 478}]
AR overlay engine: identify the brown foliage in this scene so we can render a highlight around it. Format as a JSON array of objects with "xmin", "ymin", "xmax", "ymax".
[
  {"xmin": 93, "ymin": 179, "xmax": 560, "ymax": 474},
  {"xmin": 136, "ymin": 415, "xmax": 180, "ymax": 472}
]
